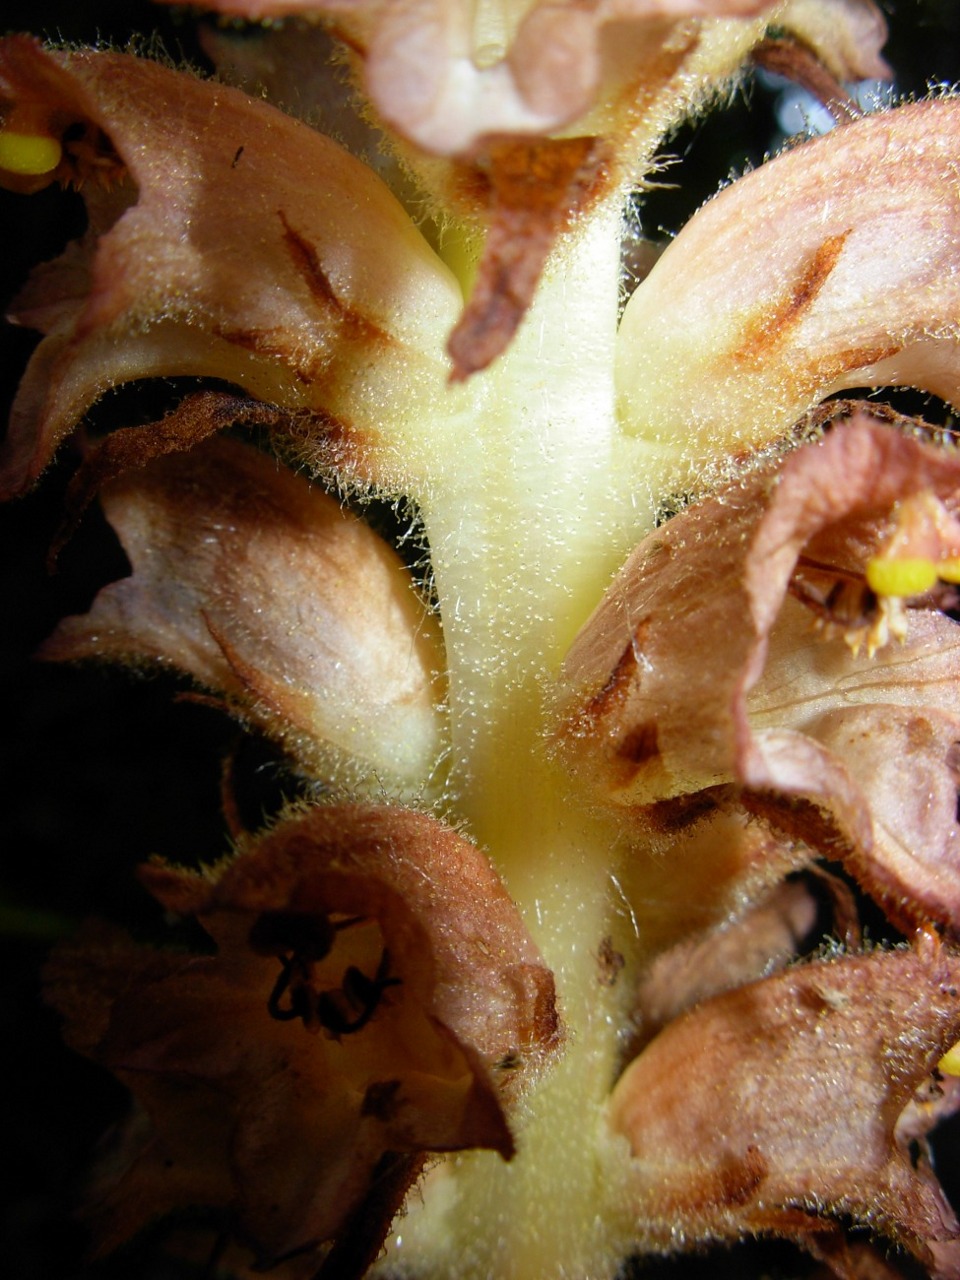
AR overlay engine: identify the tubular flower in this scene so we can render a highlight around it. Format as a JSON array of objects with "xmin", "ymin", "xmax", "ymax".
[
  {"xmin": 39, "ymin": 428, "xmax": 449, "ymax": 795},
  {"xmin": 46, "ymin": 805, "xmax": 559, "ymax": 1275},
  {"xmin": 7, "ymin": 4, "xmax": 960, "ymax": 1280},
  {"xmin": 555, "ymin": 413, "xmax": 960, "ymax": 936}
]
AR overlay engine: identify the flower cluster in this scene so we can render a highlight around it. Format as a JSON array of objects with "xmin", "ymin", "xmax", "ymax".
[{"xmin": 5, "ymin": 3, "xmax": 960, "ymax": 1278}]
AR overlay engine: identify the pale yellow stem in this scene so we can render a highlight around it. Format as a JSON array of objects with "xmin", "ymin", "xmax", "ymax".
[{"xmin": 378, "ymin": 196, "xmax": 657, "ymax": 1280}]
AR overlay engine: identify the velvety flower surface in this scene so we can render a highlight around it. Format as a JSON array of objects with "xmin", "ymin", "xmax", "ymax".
[
  {"xmin": 611, "ymin": 941, "xmax": 960, "ymax": 1277},
  {"xmin": 6, "ymin": 3, "xmax": 960, "ymax": 1279},
  {"xmin": 615, "ymin": 98, "xmax": 960, "ymax": 482},
  {"xmin": 0, "ymin": 36, "xmax": 460, "ymax": 498},
  {"xmin": 39, "ymin": 427, "xmax": 447, "ymax": 793},
  {"xmin": 556, "ymin": 413, "xmax": 960, "ymax": 935},
  {"xmin": 46, "ymin": 804, "xmax": 559, "ymax": 1271}
]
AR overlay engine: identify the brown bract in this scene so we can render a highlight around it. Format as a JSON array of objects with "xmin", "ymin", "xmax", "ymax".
[
  {"xmin": 447, "ymin": 136, "xmax": 609, "ymax": 378},
  {"xmin": 556, "ymin": 416, "xmax": 960, "ymax": 934},
  {"xmin": 39, "ymin": 434, "xmax": 447, "ymax": 793},
  {"xmin": 0, "ymin": 37, "xmax": 460, "ymax": 498},
  {"xmin": 172, "ymin": 0, "xmax": 887, "ymax": 159},
  {"xmin": 45, "ymin": 803, "xmax": 560, "ymax": 1271},
  {"xmin": 611, "ymin": 942, "xmax": 960, "ymax": 1275},
  {"xmin": 46, "ymin": 391, "xmax": 320, "ymax": 566}
]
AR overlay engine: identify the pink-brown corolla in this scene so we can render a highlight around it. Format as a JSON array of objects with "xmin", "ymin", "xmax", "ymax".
[{"xmin": 6, "ymin": 4, "xmax": 960, "ymax": 1279}]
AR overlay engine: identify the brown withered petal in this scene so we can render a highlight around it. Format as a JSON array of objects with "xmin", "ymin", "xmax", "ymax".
[
  {"xmin": 556, "ymin": 416, "xmax": 960, "ymax": 933},
  {"xmin": 39, "ymin": 435, "xmax": 447, "ymax": 793},
  {"xmin": 47, "ymin": 391, "xmax": 294, "ymax": 566},
  {"xmin": 749, "ymin": 38, "xmax": 860, "ymax": 126},
  {"xmin": 610, "ymin": 942, "xmax": 960, "ymax": 1272},
  {"xmin": 617, "ymin": 98, "xmax": 960, "ymax": 482},
  {"xmin": 0, "ymin": 38, "xmax": 460, "ymax": 498},
  {"xmin": 46, "ymin": 804, "xmax": 560, "ymax": 1268},
  {"xmin": 447, "ymin": 137, "xmax": 609, "ymax": 379},
  {"xmin": 176, "ymin": 0, "xmax": 887, "ymax": 158}
]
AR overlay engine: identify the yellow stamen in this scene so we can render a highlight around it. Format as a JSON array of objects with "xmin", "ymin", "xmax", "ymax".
[
  {"xmin": 939, "ymin": 1041, "xmax": 960, "ymax": 1077},
  {"xmin": 865, "ymin": 556, "xmax": 937, "ymax": 598},
  {"xmin": 938, "ymin": 558, "xmax": 960, "ymax": 584},
  {"xmin": 0, "ymin": 131, "xmax": 62, "ymax": 177}
]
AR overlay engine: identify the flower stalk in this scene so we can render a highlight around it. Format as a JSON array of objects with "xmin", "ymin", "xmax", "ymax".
[{"xmin": 6, "ymin": 4, "xmax": 960, "ymax": 1279}]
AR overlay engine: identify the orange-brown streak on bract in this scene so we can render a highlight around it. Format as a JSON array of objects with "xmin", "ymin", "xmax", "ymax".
[
  {"xmin": 730, "ymin": 231, "xmax": 850, "ymax": 370},
  {"xmin": 557, "ymin": 616, "xmax": 654, "ymax": 750},
  {"xmin": 581, "ymin": 636, "xmax": 642, "ymax": 727},
  {"xmin": 211, "ymin": 321, "xmax": 318, "ymax": 382},
  {"xmin": 278, "ymin": 208, "xmax": 394, "ymax": 350},
  {"xmin": 812, "ymin": 341, "xmax": 903, "ymax": 384},
  {"xmin": 617, "ymin": 722, "xmax": 660, "ymax": 766}
]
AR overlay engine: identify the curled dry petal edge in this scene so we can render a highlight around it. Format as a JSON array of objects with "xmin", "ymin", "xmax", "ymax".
[{"xmin": 45, "ymin": 803, "xmax": 560, "ymax": 1267}]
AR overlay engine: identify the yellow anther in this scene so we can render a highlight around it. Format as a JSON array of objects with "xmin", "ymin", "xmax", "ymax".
[
  {"xmin": 0, "ymin": 130, "xmax": 62, "ymax": 177},
  {"xmin": 938, "ymin": 558, "xmax": 960, "ymax": 584},
  {"xmin": 939, "ymin": 1041, "xmax": 960, "ymax": 1077},
  {"xmin": 865, "ymin": 556, "xmax": 938, "ymax": 599}
]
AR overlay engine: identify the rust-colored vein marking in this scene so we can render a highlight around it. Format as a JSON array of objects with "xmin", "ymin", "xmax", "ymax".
[
  {"xmin": 278, "ymin": 209, "xmax": 391, "ymax": 349},
  {"xmin": 732, "ymin": 230, "xmax": 851, "ymax": 370}
]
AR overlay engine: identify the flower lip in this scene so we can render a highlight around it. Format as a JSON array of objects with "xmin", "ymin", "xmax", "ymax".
[
  {"xmin": 555, "ymin": 412, "xmax": 960, "ymax": 934},
  {"xmin": 610, "ymin": 940, "xmax": 960, "ymax": 1272},
  {"xmin": 46, "ymin": 803, "xmax": 562, "ymax": 1269},
  {"xmin": 0, "ymin": 38, "xmax": 128, "ymax": 192}
]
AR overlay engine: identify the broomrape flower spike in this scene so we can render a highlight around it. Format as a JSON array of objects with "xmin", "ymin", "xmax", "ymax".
[{"xmin": 7, "ymin": 3, "xmax": 960, "ymax": 1279}]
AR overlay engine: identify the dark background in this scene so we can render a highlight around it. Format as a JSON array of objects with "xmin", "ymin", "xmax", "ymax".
[{"xmin": 2, "ymin": 3, "xmax": 960, "ymax": 1277}]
